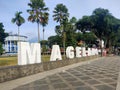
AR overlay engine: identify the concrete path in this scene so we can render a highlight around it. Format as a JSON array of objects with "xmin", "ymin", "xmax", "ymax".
[{"xmin": 0, "ymin": 56, "xmax": 120, "ymax": 90}]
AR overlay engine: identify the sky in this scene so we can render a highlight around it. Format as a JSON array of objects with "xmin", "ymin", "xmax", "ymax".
[{"xmin": 0, "ymin": 0, "xmax": 120, "ymax": 42}]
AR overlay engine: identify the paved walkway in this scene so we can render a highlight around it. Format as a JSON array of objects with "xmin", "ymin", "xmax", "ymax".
[{"xmin": 1, "ymin": 56, "xmax": 120, "ymax": 90}]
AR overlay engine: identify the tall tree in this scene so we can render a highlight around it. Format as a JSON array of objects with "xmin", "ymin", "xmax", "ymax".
[
  {"xmin": 41, "ymin": 12, "xmax": 49, "ymax": 40},
  {"xmin": 53, "ymin": 4, "xmax": 69, "ymax": 56},
  {"xmin": 11, "ymin": 11, "xmax": 25, "ymax": 41},
  {"xmin": 91, "ymin": 8, "xmax": 111, "ymax": 40},
  {"xmin": 91, "ymin": 8, "xmax": 120, "ymax": 53},
  {"xmin": 65, "ymin": 22, "xmax": 77, "ymax": 47},
  {"xmin": 27, "ymin": 0, "xmax": 49, "ymax": 42},
  {"xmin": 55, "ymin": 17, "xmax": 77, "ymax": 47},
  {"xmin": 104, "ymin": 16, "xmax": 120, "ymax": 52}
]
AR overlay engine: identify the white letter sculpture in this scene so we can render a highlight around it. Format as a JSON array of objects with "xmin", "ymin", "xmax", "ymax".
[
  {"xmin": 66, "ymin": 46, "xmax": 74, "ymax": 59},
  {"xmin": 18, "ymin": 42, "xmax": 41, "ymax": 65},
  {"xmin": 50, "ymin": 45, "xmax": 62, "ymax": 61},
  {"xmin": 91, "ymin": 48, "xmax": 98, "ymax": 55},
  {"xmin": 76, "ymin": 47, "xmax": 82, "ymax": 58},
  {"xmin": 87, "ymin": 48, "xmax": 91, "ymax": 56},
  {"xmin": 82, "ymin": 47, "xmax": 87, "ymax": 57}
]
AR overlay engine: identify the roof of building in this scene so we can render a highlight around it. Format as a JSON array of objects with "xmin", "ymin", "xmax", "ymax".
[{"xmin": 8, "ymin": 34, "xmax": 27, "ymax": 38}]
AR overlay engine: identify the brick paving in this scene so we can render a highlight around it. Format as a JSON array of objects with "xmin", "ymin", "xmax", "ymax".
[{"xmin": 13, "ymin": 56, "xmax": 120, "ymax": 90}]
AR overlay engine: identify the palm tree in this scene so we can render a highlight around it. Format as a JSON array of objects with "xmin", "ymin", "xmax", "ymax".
[
  {"xmin": 41, "ymin": 12, "xmax": 49, "ymax": 40},
  {"xmin": 27, "ymin": 0, "xmax": 49, "ymax": 42},
  {"xmin": 53, "ymin": 4, "xmax": 69, "ymax": 57},
  {"xmin": 11, "ymin": 11, "xmax": 25, "ymax": 41},
  {"xmin": 41, "ymin": 12, "xmax": 49, "ymax": 55}
]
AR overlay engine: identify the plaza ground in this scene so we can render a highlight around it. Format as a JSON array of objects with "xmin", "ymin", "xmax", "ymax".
[{"xmin": 0, "ymin": 56, "xmax": 120, "ymax": 90}]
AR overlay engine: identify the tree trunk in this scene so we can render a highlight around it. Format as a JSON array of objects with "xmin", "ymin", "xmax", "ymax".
[
  {"xmin": 100, "ymin": 39, "xmax": 103, "ymax": 57},
  {"xmin": 108, "ymin": 40, "xmax": 112, "ymax": 54},
  {"xmin": 18, "ymin": 26, "xmax": 20, "ymax": 42},
  {"xmin": 43, "ymin": 27, "xmax": 45, "ymax": 40},
  {"xmin": 37, "ymin": 23, "xmax": 40, "ymax": 43},
  {"xmin": 104, "ymin": 39, "xmax": 107, "ymax": 49},
  {"xmin": 63, "ymin": 31, "xmax": 66, "ymax": 58},
  {"xmin": 42, "ymin": 27, "xmax": 45, "ymax": 55}
]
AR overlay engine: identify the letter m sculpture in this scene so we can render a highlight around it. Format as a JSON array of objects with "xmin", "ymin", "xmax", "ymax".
[{"xmin": 18, "ymin": 42, "xmax": 41, "ymax": 65}]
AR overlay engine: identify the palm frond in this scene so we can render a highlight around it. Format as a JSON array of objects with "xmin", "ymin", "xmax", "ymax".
[
  {"xmin": 11, "ymin": 11, "xmax": 25, "ymax": 26},
  {"xmin": 11, "ymin": 18, "xmax": 16, "ymax": 23}
]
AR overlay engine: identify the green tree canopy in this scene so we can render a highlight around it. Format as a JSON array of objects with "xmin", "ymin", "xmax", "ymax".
[
  {"xmin": 53, "ymin": 3, "xmax": 69, "ymax": 24},
  {"xmin": 76, "ymin": 32, "xmax": 97, "ymax": 47},
  {"xmin": 54, "ymin": 17, "xmax": 77, "ymax": 47},
  {"xmin": 70, "ymin": 17, "xmax": 77, "ymax": 24},
  {"xmin": 91, "ymin": 8, "xmax": 111, "ymax": 40},
  {"xmin": 48, "ymin": 35, "xmax": 62, "ymax": 48},
  {"xmin": 11, "ymin": 11, "xmax": 25, "ymax": 27},
  {"xmin": 76, "ymin": 16, "xmax": 93, "ymax": 33}
]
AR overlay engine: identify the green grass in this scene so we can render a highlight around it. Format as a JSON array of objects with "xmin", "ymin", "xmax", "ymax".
[
  {"xmin": 0, "ymin": 55, "xmax": 80, "ymax": 66},
  {"xmin": 0, "ymin": 55, "xmax": 51, "ymax": 66},
  {"xmin": 0, "ymin": 56, "xmax": 17, "ymax": 66},
  {"xmin": 41, "ymin": 55, "xmax": 50, "ymax": 62}
]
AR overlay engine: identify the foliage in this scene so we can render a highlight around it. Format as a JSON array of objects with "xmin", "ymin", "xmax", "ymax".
[
  {"xmin": 70, "ymin": 17, "xmax": 77, "ymax": 24},
  {"xmin": 54, "ymin": 17, "xmax": 77, "ymax": 47},
  {"xmin": 11, "ymin": 11, "xmax": 25, "ymax": 27},
  {"xmin": 0, "ymin": 23, "xmax": 8, "ymax": 44},
  {"xmin": 40, "ymin": 40, "xmax": 48, "ymax": 53},
  {"xmin": 65, "ymin": 21, "xmax": 77, "ymax": 47},
  {"xmin": 0, "ymin": 42, "xmax": 4, "ymax": 55},
  {"xmin": 53, "ymin": 3, "xmax": 69, "ymax": 24},
  {"xmin": 0, "ymin": 23, "xmax": 8, "ymax": 55},
  {"xmin": 91, "ymin": 8, "xmax": 111, "ymax": 40},
  {"xmin": 48, "ymin": 35, "xmax": 62, "ymax": 48},
  {"xmin": 76, "ymin": 32, "xmax": 97, "ymax": 47},
  {"xmin": 40, "ymin": 40, "xmax": 48, "ymax": 46},
  {"xmin": 53, "ymin": 3, "xmax": 69, "ymax": 54},
  {"xmin": 11, "ymin": 11, "xmax": 25, "ymax": 41},
  {"xmin": 53, "ymin": 4, "xmax": 69, "ymax": 49},
  {"xmin": 76, "ymin": 16, "xmax": 92, "ymax": 33},
  {"xmin": 27, "ymin": 0, "xmax": 49, "ymax": 42}
]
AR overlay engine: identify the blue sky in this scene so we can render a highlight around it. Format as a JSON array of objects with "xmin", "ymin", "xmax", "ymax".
[{"xmin": 0, "ymin": 0, "xmax": 120, "ymax": 42}]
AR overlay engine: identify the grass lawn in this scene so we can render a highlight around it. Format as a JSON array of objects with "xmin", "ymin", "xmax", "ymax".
[
  {"xmin": 0, "ymin": 56, "xmax": 17, "ymax": 66},
  {"xmin": 0, "ymin": 55, "xmax": 50, "ymax": 67}
]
